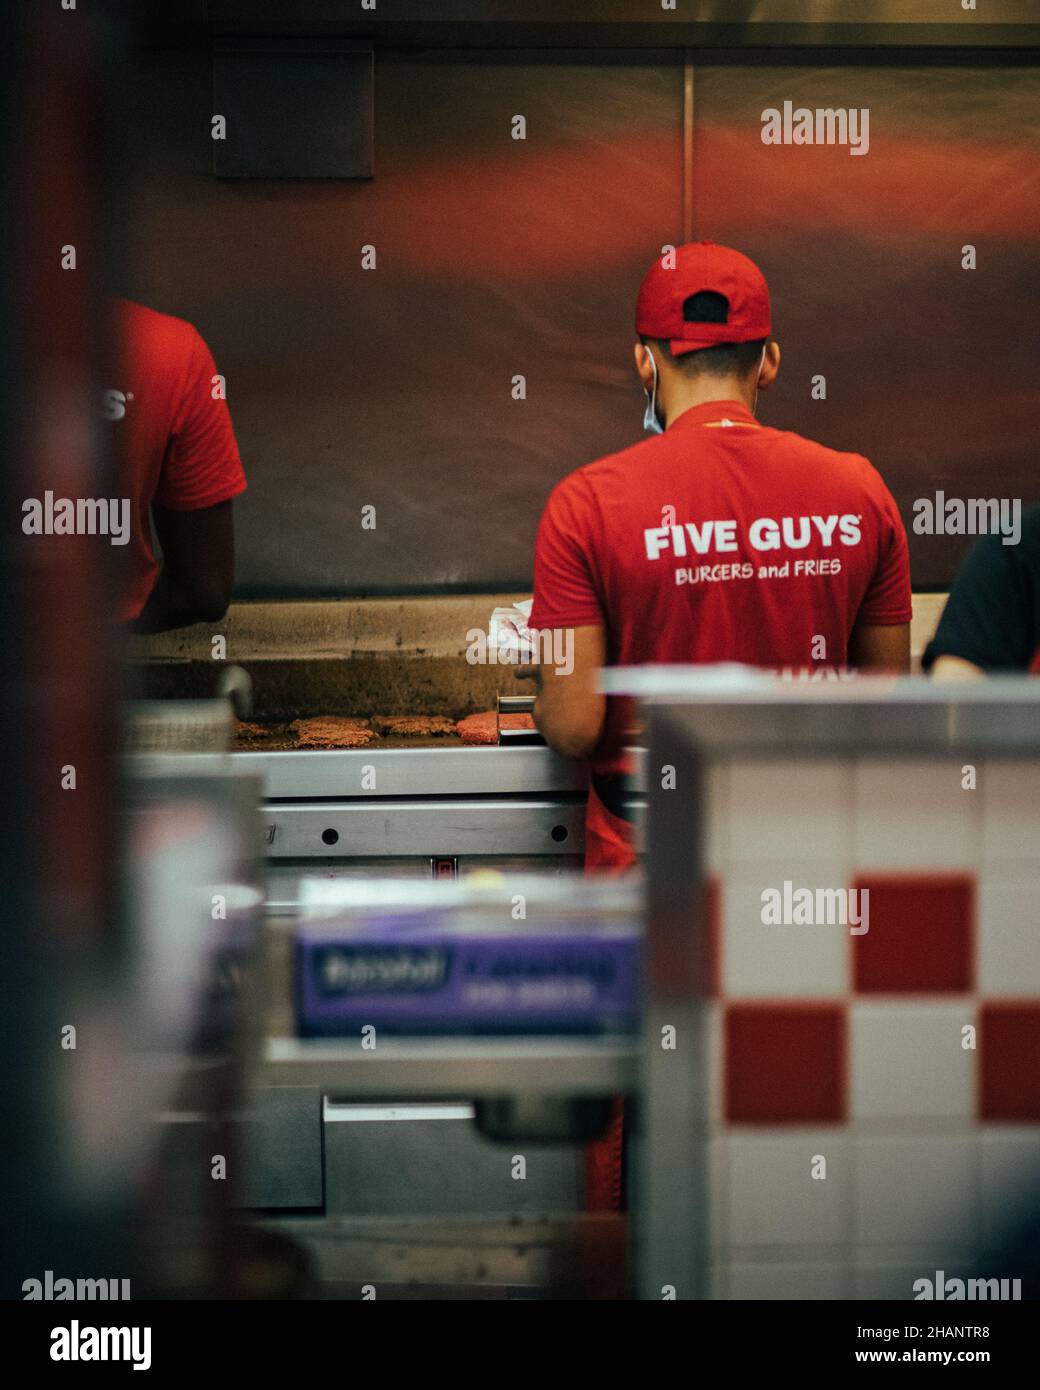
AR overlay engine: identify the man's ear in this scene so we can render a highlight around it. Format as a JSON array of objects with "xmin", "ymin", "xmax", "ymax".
[
  {"xmin": 757, "ymin": 340, "xmax": 781, "ymax": 392},
  {"xmin": 634, "ymin": 341, "xmax": 656, "ymax": 392}
]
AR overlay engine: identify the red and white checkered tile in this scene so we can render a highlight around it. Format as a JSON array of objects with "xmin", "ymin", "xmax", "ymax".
[{"xmin": 698, "ymin": 756, "xmax": 1040, "ymax": 1298}]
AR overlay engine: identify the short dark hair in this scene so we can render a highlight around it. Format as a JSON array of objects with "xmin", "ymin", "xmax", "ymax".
[
  {"xmin": 641, "ymin": 336, "xmax": 767, "ymax": 378},
  {"xmin": 640, "ymin": 289, "xmax": 766, "ymax": 377}
]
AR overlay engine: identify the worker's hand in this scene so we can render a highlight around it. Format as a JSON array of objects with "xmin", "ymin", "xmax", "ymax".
[{"xmin": 513, "ymin": 665, "xmax": 542, "ymax": 688}]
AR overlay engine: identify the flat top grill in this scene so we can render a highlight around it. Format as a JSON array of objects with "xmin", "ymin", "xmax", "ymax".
[
  {"xmin": 234, "ymin": 695, "xmax": 540, "ymax": 753},
  {"xmin": 235, "ymin": 727, "xmax": 468, "ymax": 752}
]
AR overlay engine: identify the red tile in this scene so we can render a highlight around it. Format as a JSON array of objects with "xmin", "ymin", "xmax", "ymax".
[
  {"xmin": 852, "ymin": 873, "xmax": 974, "ymax": 994},
  {"xmin": 979, "ymin": 1003, "xmax": 1040, "ymax": 1122},
  {"xmin": 706, "ymin": 876, "xmax": 722, "ymax": 999},
  {"xmin": 725, "ymin": 1003, "xmax": 846, "ymax": 1123}
]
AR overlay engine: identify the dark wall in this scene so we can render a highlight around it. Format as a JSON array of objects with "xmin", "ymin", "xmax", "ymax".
[
  {"xmin": 118, "ymin": 50, "xmax": 683, "ymax": 595},
  {"xmin": 118, "ymin": 47, "xmax": 1038, "ymax": 596},
  {"xmin": 693, "ymin": 60, "xmax": 1040, "ymax": 588}
]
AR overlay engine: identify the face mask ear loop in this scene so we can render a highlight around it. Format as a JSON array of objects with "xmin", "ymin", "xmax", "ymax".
[
  {"xmin": 752, "ymin": 343, "xmax": 767, "ymax": 415},
  {"xmin": 643, "ymin": 348, "xmax": 663, "ymax": 434}
]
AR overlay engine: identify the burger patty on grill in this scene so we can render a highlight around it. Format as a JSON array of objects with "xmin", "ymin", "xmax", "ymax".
[
  {"xmin": 369, "ymin": 714, "xmax": 456, "ymax": 738},
  {"xmin": 455, "ymin": 711, "xmax": 536, "ymax": 745},
  {"xmin": 291, "ymin": 716, "xmax": 378, "ymax": 749},
  {"xmin": 233, "ymin": 719, "xmax": 270, "ymax": 742}
]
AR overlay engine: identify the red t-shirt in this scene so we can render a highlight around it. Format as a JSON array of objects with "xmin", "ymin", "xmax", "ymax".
[
  {"xmin": 529, "ymin": 399, "xmax": 912, "ymax": 774},
  {"xmin": 111, "ymin": 299, "xmax": 246, "ymax": 620}
]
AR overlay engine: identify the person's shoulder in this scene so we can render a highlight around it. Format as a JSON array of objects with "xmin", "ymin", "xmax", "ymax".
[
  {"xmin": 543, "ymin": 435, "xmax": 661, "ymax": 512},
  {"xmin": 115, "ymin": 298, "xmax": 205, "ymax": 361},
  {"xmin": 767, "ymin": 422, "xmax": 892, "ymax": 494},
  {"xmin": 766, "ymin": 421, "xmax": 871, "ymax": 469},
  {"xmin": 573, "ymin": 434, "xmax": 666, "ymax": 486},
  {"xmin": 1018, "ymin": 504, "xmax": 1040, "ymax": 544},
  {"xmin": 955, "ymin": 504, "xmax": 1040, "ymax": 573}
]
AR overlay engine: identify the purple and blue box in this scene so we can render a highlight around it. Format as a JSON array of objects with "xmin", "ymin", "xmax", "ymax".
[{"xmin": 295, "ymin": 909, "xmax": 641, "ymax": 1036}]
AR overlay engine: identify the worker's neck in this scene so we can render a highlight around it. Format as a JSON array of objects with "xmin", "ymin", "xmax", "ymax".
[{"xmin": 663, "ymin": 375, "xmax": 754, "ymax": 427}]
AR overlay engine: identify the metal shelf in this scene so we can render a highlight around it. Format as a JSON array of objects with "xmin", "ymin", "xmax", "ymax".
[{"xmin": 262, "ymin": 1035, "xmax": 638, "ymax": 1096}]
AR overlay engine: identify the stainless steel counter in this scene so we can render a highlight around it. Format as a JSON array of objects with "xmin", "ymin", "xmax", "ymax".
[
  {"xmin": 130, "ymin": 745, "xmax": 592, "ymax": 873},
  {"xmin": 234, "ymin": 746, "xmax": 590, "ymax": 874},
  {"xmin": 262, "ymin": 1036, "xmax": 637, "ymax": 1097},
  {"xmin": 234, "ymin": 744, "xmax": 588, "ymax": 798}
]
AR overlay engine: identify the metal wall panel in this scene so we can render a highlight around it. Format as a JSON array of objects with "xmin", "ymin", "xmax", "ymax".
[
  {"xmin": 212, "ymin": 47, "xmax": 374, "ymax": 179},
  {"xmin": 121, "ymin": 44, "xmax": 1037, "ymax": 595},
  {"xmin": 206, "ymin": 1, "xmax": 1040, "ymax": 49},
  {"xmin": 118, "ymin": 50, "xmax": 684, "ymax": 595},
  {"xmin": 691, "ymin": 61, "xmax": 1040, "ymax": 587}
]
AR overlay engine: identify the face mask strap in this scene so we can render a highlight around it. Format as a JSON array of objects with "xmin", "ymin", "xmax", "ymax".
[
  {"xmin": 751, "ymin": 343, "xmax": 767, "ymax": 415},
  {"xmin": 643, "ymin": 348, "xmax": 663, "ymax": 434}
]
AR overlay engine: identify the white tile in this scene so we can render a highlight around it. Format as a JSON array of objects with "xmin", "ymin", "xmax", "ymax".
[
  {"xmin": 979, "ymin": 1129, "xmax": 1040, "ymax": 1251},
  {"xmin": 722, "ymin": 866, "xmax": 852, "ymax": 997},
  {"xmin": 853, "ymin": 759, "xmax": 981, "ymax": 869},
  {"xmin": 850, "ymin": 1004, "xmax": 975, "ymax": 1121},
  {"xmin": 854, "ymin": 1137, "xmax": 979, "ymax": 1250},
  {"xmin": 981, "ymin": 760, "xmax": 1040, "ymax": 867},
  {"xmin": 978, "ymin": 878, "xmax": 1040, "ymax": 996},
  {"xmin": 727, "ymin": 1261, "xmax": 853, "ymax": 1300},
  {"xmin": 705, "ymin": 762, "xmax": 729, "ymax": 873},
  {"xmin": 729, "ymin": 760, "xmax": 853, "ymax": 865},
  {"xmin": 727, "ymin": 1133, "xmax": 852, "ymax": 1247}
]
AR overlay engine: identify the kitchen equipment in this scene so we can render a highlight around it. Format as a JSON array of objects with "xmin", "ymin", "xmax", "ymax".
[
  {"xmin": 496, "ymin": 692, "xmax": 543, "ymax": 746},
  {"xmin": 235, "ymin": 744, "xmax": 589, "ymax": 897},
  {"xmin": 294, "ymin": 875, "xmax": 640, "ymax": 1037}
]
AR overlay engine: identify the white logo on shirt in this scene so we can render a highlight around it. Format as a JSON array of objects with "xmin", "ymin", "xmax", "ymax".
[
  {"xmin": 102, "ymin": 388, "xmax": 134, "ymax": 421},
  {"xmin": 644, "ymin": 513, "xmax": 863, "ymax": 561}
]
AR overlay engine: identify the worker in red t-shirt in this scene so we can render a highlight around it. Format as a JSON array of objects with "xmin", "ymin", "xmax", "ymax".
[
  {"xmin": 527, "ymin": 242, "xmax": 912, "ymax": 872},
  {"xmin": 111, "ymin": 298, "xmax": 246, "ymax": 632}
]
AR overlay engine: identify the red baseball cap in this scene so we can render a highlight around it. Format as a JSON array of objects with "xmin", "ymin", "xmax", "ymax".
[{"xmin": 635, "ymin": 240, "xmax": 771, "ymax": 356}]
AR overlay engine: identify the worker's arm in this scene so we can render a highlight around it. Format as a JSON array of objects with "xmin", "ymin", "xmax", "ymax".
[
  {"xmin": 848, "ymin": 619, "xmax": 911, "ymax": 672},
  {"xmin": 131, "ymin": 500, "xmax": 235, "ymax": 633},
  {"xmin": 846, "ymin": 478, "xmax": 913, "ymax": 672},
  {"xmin": 531, "ymin": 624, "xmax": 607, "ymax": 760},
  {"xmin": 930, "ymin": 653, "xmax": 985, "ymax": 680}
]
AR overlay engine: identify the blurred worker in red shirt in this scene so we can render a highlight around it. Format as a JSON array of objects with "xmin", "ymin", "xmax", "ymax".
[
  {"xmin": 111, "ymin": 299, "xmax": 246, "ymax": 632},
  {"xmin": 528, "ymin": 242, "xmax": 912, "ymax": 872}
]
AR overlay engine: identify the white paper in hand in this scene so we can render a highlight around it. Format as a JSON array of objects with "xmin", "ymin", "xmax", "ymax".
[{"xmin": 488, "ymin": 598, "xmax": 535, "ymax": 661}]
